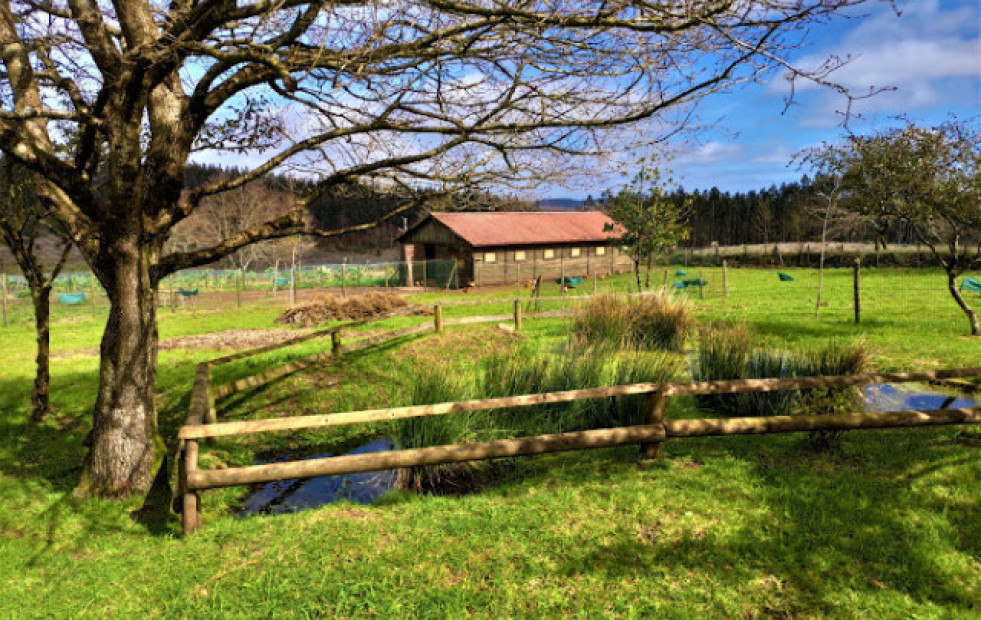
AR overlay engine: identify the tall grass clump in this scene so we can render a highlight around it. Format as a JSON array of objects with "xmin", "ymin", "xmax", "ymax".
[
  {"xmin": 397, "ymin": 342, "xmax": 682, "ymax": 492},
  {"xmin": 484, "ymin": 344, "xmax": 681, "ymax": 434},
  {"xmin": 799, "ymin": 338, "xmax": 871, "ymax": 450},
  {"xmin": 394, "ymin": 367, "xmax": 482, "ymax": 491},
  {"xmin": 694, "ymin": 324, "xmax": 870, "ymax": 431},
  {"xmin": 692, "ymin": 323, "xmax": 752, "ymax": 414},
  {"xmin": 573, "ymin": 292, "xmax": 694, "ymax": 352},
  {"xmin": 572, "ymin": 294, "xmax": 633, "ymax": 347}
]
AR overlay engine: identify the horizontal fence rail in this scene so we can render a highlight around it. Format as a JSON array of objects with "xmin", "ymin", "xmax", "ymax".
[
  {"xmin": 176, "ymin": 355, "xmax": 981, "ymax": 534},
  {"xmin": 180, "ymin": 368, "xmax": 981, "ymax": 441},
  {"xmin": 189, "ymin": 425, "xmax": 669, "ymax": 490}
]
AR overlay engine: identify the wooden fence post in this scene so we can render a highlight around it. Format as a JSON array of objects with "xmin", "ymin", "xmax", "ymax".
[
  {"xmin": 289, "ymin": 251, "xmax": 296, "ymax": 306},
  {"xmin": 90, "ymin": 271, "xmax": 96, "ymax": 317},
  {"xmin": 181, "ymin": 440, "xmax": 202, "ymax": 535},
  {"xmin": 853, "ymin": 257, "xmax": 862, "ymax": 324},
  {"xmin": 560, "ymin": 256, "xmax": 566, "ymax": 295},
  {"xmin": 434, "ymin": 304, "xmax": 443, "ymax": 333},
  {"xmin": 698, "ymin": 270, "xmax": 705, "ymax": 300},
  {"xmin": 236, "ymin": 268, "xmax": 243, "ymax": 308},
  {"xmin": 722, "ymin": 260, "xmax": 728, "ymax": 304},
  {"xmin": 513, "ymin": 299, "xmax": 522, "ymax": 332},
  {"xmin": 331, "ymin": 330, "xmax": 343, "ymax": 356},
  {"xmin": 169, "ymin": 274, "xmax": 176, "ymax": 312},
  {"xmin": 641, "ymin": 391, "xmax": 667, "ymax": 459},
  {"xmin": 1, "ymin": 272, "xmax": 7, "ymax": 328}
]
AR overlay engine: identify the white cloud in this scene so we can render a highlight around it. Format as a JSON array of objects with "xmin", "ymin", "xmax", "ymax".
[
  {"xmin": 771, "ymin": 0, "xmax": 980, "ymax": 116},
  {"xmin": 673, "ymin": 141, "xmax": 745, "ymax": 165},
  {"xmin": 749, "ymin": 146, "xmax": 795, "ymax": 165}
]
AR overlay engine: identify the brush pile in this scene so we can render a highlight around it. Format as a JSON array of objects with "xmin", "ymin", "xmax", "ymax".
[{"xmin": 276, "ymin": 292, "xmax": 417, "ymax": 325}]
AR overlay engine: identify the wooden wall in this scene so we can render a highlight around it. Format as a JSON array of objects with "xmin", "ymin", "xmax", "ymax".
[
  {"xmin": 471, "ymin": 244, "xmax": 632, "ymax": 286},
  {"xmin": 400, "ymin": 221, "xmax": 633, "ymax": 286}
]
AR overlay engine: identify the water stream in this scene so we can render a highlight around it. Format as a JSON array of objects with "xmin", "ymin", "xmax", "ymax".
[
  {"xmin": 239, "ymin": 438, "xmax": 398, "ymax": 516},
  {"xmin": 240, "ymin": 384, "xmax": 977, "ymax": 516},
  {"xmin": 863, "ymin": 383, "xmax": 978, "ymax": 413}
]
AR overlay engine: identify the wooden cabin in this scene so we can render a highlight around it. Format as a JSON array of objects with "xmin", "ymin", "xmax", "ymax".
[{"xmin": 398, "ymin": 212, "xmax": 633, "ymax": 287}]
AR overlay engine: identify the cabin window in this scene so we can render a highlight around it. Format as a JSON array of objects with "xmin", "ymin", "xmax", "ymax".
[
  {"xmin": 514, "ymin": 250, "xmax": 527, "ymax": 262},
  {"xmin": 595, "ymin": 246, "xmax": 607, "ymax": 256},
  {"xmin": 570, "ymin": 247, "xmax": 581, "ymax": 258},
  {"xmin": 543, "ymin": 248, "xmax": 555, "ymax": 260},
  {"xmin": 484, "ymin": 252, "xmax": 497, "ymax": 263}
]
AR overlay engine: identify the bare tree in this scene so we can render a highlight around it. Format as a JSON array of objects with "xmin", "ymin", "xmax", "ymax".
[
  {"xmin": 170, "ymin": 177, "xmax": 291, "ymax": 271},
  {"xmin": 0, "ymin": 159, "xmax": 71, "ymax": 421},
  {"xmin": 0, "ymin": 0, "xmax": 884, "ymax": 499}
]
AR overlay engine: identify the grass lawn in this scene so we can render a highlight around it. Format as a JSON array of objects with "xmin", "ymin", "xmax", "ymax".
[{"xmin": 0, "ymin": 266, "xmax": 979, "ymax": 618}]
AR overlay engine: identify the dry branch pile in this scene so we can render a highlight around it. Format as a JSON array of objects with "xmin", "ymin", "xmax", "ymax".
[{"xmin": 276, "ymin": 292, "xmax": 417, "ymax": 326}]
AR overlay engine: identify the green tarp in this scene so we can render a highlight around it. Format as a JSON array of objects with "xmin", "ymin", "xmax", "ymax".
[{"xmin": 58, "ymin": 292, "xmax": 85, "ymax": 304}]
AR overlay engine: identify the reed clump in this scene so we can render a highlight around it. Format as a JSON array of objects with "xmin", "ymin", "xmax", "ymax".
[
  {"xmin": 693, "ymin": 323, "xmax": 870, "ymax": 445},
  {"xmin": 573, "ymin": 292, "xmax": 695, "ymax": 352},
  {"xmin": 394, "ymin": 341, "xmax": 682, "ymax": 492}
]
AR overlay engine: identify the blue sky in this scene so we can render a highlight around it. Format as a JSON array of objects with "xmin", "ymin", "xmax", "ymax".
[{"xmin": 563, "ymin": 0, "xmax": 981, "ymax": 199}]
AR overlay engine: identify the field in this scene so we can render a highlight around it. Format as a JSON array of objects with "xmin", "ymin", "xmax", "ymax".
[{"xmin": 1, "ymin": 267, "xmax": 979, "ymax": 618}]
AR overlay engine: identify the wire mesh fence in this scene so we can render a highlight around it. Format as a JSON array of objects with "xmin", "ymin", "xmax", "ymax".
[
  {"xmin": 0, "ymin": 262, "xmax": 978, "ymax": 333},
  {"xmin": 0, "ymin": 259, "xmax": 459, "ymax": 300}
]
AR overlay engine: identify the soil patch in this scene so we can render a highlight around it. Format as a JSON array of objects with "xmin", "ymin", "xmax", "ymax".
[
  {"xmin": 53, "ymin": 328, "xmax": 314, "ymax": 358},
  {"xmin": 159, "ymin": 329, "xmax": 316, "ymax": 352}
]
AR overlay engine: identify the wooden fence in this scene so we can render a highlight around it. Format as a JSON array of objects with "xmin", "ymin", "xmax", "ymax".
[
  {"xmin": 172, "ymin": 296, "xmax": 590, "ymax": 532},
  {"xmin": 175, "ymin": 358, "xmax": 981, "ymax": 534}
]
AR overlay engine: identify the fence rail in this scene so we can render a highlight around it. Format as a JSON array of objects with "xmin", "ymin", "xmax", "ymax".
[
  {"xmin": 172, "ymin": 295, "xmax": 584, "ymax": 533},
  {"xmin": 174, "ymin": 302, "xmax": 981, "ymax": 534}
]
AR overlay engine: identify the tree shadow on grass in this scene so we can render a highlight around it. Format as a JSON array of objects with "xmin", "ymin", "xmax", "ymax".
[
  {"xmin": 0, "ymin": 354, "xmax": 203, "ymax": 540},
  {"xmin": 550, "ymin": 430, "xmax": 981, "ymax": 616}
]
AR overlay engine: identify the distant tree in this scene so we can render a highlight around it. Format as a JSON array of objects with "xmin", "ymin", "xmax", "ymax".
[
  {"xmin": 170, "ymin": 176, "xmax": 292, "ymax": 272},
  {"xmin": 0, "ymin": 160, "xmax": 71, "ymax": 421},
  {"xmin": 604, "ymin": 165, "xmax": 690, "ymax": 291},
  {"xmin": 808, "ymin": 120, "xmax": 981, "ymax": 335}
]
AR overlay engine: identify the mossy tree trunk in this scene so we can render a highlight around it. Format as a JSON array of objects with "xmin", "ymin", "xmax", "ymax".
[{"xmin": 76, "ymin": 238, "xmax": 163, "ymax": 497}]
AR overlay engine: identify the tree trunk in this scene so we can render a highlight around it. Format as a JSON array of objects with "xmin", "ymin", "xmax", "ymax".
[
  {"xmin": 634, "ymin": 260, "xmax": 642, "ymax": 294},
  {"xmin": 29, "ymin": 286, "xmax": 51, "ymax": 422},
  {"xmin": 947, "ymin": 271, "xmax": 980, "ymax": 336},
  {"xmin": 75, "ymin": 245, "xmax": 162, "ymax": 498}
]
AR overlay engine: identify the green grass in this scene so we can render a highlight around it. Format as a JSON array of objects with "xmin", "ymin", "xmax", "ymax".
[{"xmin": 0, "ymin": 266, "xmax": 979, "ymax": 618}]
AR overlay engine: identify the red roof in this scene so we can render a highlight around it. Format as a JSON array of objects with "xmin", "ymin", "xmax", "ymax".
[{"xmin": 420, "ymin": 211, "xmax": 622, "ymax": 248}]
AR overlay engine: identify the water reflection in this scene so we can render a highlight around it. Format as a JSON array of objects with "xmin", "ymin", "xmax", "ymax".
[
  {"xmin": 863, "ymin": 383, "xmax": 978, "ymax": 413},
  {"xmin": 240, "ymin": 438, "xmax": 398, "ymax": 516}
]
